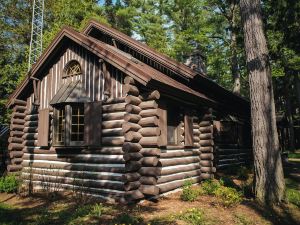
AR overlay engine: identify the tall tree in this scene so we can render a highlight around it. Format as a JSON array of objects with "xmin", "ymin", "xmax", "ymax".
[{"xmin": 239, "ymin": 0, "xmax": 285, "ymax": 204}]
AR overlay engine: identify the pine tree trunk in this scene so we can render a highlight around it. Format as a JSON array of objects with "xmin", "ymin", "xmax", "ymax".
[
  {"xmin": 239, "ymin": 0, "xmax": 285, "ymax": 204},
  {"xmin": 230, "ymin": 1, "xmax": 241, "ymax": 94}
]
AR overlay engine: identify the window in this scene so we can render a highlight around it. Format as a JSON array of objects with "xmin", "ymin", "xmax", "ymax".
[
  {"xmin": 54, "ymin": 104, "xmax": 84, "ymax": 146},
  {"xmin": 167, "ymin": 107, "xmax": 182, "ymax": 145},
  {"xmin": 63, "ymin": 60, "xmax": 82, "ymax": 78}
]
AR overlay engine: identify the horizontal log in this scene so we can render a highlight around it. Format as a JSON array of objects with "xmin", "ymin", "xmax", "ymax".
[
  {"xmin": 8, "ymin": 137, "xmax": 23, "ymax": 144},
  {"xmin": 24, "ymin": 121, "xmax": 38, "ymax": 127},
  {"xmin": 200, "ymin": 146, "xmax": 214, "ymax": 153},
  {"xmin": 139, "ymin": 185, "xmax": 159, "ymax": 196},
  {"xmin": 12, "ymin": 112, "xmax": 26, "ymax": 119},
  {"xmin": 200, "ymin": 139, "xmax": 214, "ymax": 147},
  {"xmin": 193, "ymin": 129, "xmax": 200, "ymax": 136},
  {"xmin": 9, "ymin": 151, "xmax": 23, "ymax": 158},
  {"xmin": 200, "ymin": 173, "xmax": 214, "ymax": 179},
  {"xmin": 139, "ymin": 109, "xmax": 159, "ymax": 118},
  {"xmin": 199, "ymin": 126, "xmax": 213, "ymax": 133},
  {"xmin": 102, "ymin": 112, "xmax": 125, "ymax": 121},
  {"xmin": 102, "ymin": 128, "xmax": 123, "ymax": 137},
  {"xmin": 102, "ymin": 120, "xmax": 123, "ymax": 129},
  {"xmin": 102, "ymin": 137, "xmax": 124, "ymax": 146},
  {"xmin": 7, "ymin": 164, "xmax": 22, "ymax": 172},
  {"xmin": 22, "ymin": 133, "xmax": 38, "ymax": 140},
  {"xmin": 22, "ymin": 174, "xmax": 124, "ymax": 191},
  {"xmin": 126, "ymin": 190, "xmax": 144, "ymax": 201},
  {"xmin": 13, "ymin": 105, "xmax": 26, "ymax": 112},
  {"xmin": 125, "ymin": 161, "xmax": 142, "ymax": 172},
  {"xmin": 23, "ymin": 140, "xmax": 37, "ymax": 147},
  {"xmin": 158, "ymin": 177, "xmax": 201, "ymax": 193},
  {"xmin": 23, "ymin": 127, "xmax": 38, "ymax": 133},
  {"xmin": 139, "ymin": 100, "xmax": 158, "ymax": 110},
  {"xmin": 159, "ymin": 157, "xmax": 199, "ymax": 167},
  {"xmin": 10, "ymin": 124, "xmax": 24, "ymax": 131},
  {"xmin": 161, "ymin": 164, "xmax": 200, "ymax": 176},
  {"xmin": 157, "ymin": 170, "xmax": 201, "ymax": 184},
  {"xmin": 138, "ymin": 116, "xmax": 159, "ymax": 127},
  {"xmin": 22, "ymin": 168, "xmax": 123, "ymax": 182},
  {"xmin": 122, "ymin": 122, "xmax": 142, "ymax": 133},
  {"xmin": 23, "ymin": 154, "xmax": 125, "ymax": 164},
  {"xmin": 125, "ymin": 104, "xmax": 141, "ymax": 114},
  {"xmin": 122, "ymin": 142, "xmax": 142, "ymax": 153},
  {"xmin": 193, "ymin": 136, "xmax": 200, "ymax": 142},
  {"xmin": 193, "ymin": 124, "xmax": 200, "ymax": 129},
  {"xmin": 216, "ymin": 148, "xmax": 251, "ymax": 153},
  {"xmin": 124, "ymin": 181, "xmax": 140, "ymax": 191},
  {"xmin": 102, "ymin": 102, "xmax": 126, "ymax": 113},
  {"xmin": 11, "ymin": 158, "xmax": 23, "ymax": 164},
  {"xmin": 10, "ymin": 131, "xmax": 23, "ymax": 137},
  {"xmin": 200, "ymin": 160, "xmax": 213, "ymax": 167},
  {"xmin": 8, "ymin": 143, "xmax": 23, "ymax": 151},
  {"xmin": 200, "ymin": 167, "xmax": 216, "ymax": 173},
  {"xmin": 123, "ymin": 172, "xmax": 141, "ymax": 182},
  {"xmin": 160, "ymin": 150, "xmax": 200, "ymax": 158},
  {"xmin": 11, "ymin": 118, "xmax": 25, "ymax": 125},
  {"xmin": 124, "ymin": 113, "xmax": 141, "ymax": 123},
  {"xmin": 125, "ymin": 95, "xmax": 142, "ymax": 105},
  {"xmin": 125, "ymin": 131, "xmax": 142, "ymax": 142},
  {"xmin": 139, "ymin": 176, "xmax": 157, "ymax": 185},
  {"xmin": 139, "ymin": 90, "xmax": 160, "ymax": 101},
  {"xmin": 23, "ymin": 147, "xmax": 124, "ymax": 155},
  {"xmin": 12, "ymin": 99, "xmax": 27, "ymax": 106},
  {"xmin": 22, "ymin": 161, "xmax": 125, "ymax": 173},
  {"xmin": 139, "ymin": 136, "xmax": 162, "ymax": 147},
  {"xmin": 200, "ymin": 153, "xmax": 214, "ymax": 160},
  {"xmin": 123, "ymin": 152, "xmax": 143, "ymax": 161},
  {"xmin": 199, "ymin": 133, "xmax": 213, "ymax": 140},
  {"xmin": 124, "ymin": 76, "xmax": 135, "ymax": 85},
  {"xmin": 139, "ymin": 127, "xmax": 160, "ymax": 137},
  {"xmin": 141, "ymin": 157, "xmax": 159, "ymax": 167},
  {"xmin": 199, "ymin": 121, "xmax": 211, "ymax": 127},
  {"xmin": 139, "ymin": 167, "xmax": 161, "ymax": 176},
  {"xmin": 24, "ymin": 114, "xmax": 38, "ymax": 121},
  {"xmin": 123, "ymin": 84, "xmax": 139, "ymax": 96},
  {"xmin": 140, "ymin": 148, "xmax": 160, "ymax": 156},
  {"xmin": 102, "ymin": 97, "xmax": 125, "ymax": 105}
]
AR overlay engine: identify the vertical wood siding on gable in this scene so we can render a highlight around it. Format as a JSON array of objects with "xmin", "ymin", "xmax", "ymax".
[{"xmin": 37, "ymin": 43, "xmax": 125, "ymax": 110}]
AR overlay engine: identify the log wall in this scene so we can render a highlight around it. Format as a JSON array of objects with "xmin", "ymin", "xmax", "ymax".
[
  {"xmin": 20, "ymin": 97, "xmax": 127, "ymax": 202},
  {"xmin": 7, "ymin": 99, "xmax": 27, "ymax": 173}
]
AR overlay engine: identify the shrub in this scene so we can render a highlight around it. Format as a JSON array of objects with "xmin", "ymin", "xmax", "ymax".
[
  {"xmin": 214, "ymin": 187, "xmax": 242, "ymax": 207},
  {"xmin": 0, "ymin": 174, "xmax": 20, "ymax": 193},
  {"xmin": 201, "ymin": 179, "xmax": 222, "ymax": 195},
  {"xmin": 181, "ymin": 180, "xmax": 201, "ymax": 202},
  {"xmin": 176, "ymin": 208, "xmax": 206, "ymax": 225}
]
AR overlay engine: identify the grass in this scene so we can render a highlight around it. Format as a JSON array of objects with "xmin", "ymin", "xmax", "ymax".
[
  {"xmin": 288, "ymin": 152, "xmax": 300, "ymax": 159},
  {"xmin": 285, "ymin": 178, "xmax": 300, "ymax": 207},
  {"xmin": 234, "ymin": 213, "xmax": 254, "ymax": 225}
]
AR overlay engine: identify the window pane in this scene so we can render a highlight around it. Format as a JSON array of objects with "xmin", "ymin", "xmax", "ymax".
[{"xmin": 71, "ymin": 105, "xmax": 84, "ymax": 142}]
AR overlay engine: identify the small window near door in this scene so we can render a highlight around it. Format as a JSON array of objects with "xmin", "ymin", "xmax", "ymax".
[
  {"xmin": 167, "ymin": 108, "xmax": 182, "ymax": 145},
  {"xmin": 71, "ymin": 105, "xmax": 84, "ymax": 143}
]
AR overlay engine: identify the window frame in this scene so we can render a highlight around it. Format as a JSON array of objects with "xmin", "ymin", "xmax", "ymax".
[{"xmin": 53, "ymin": 103, "xmax": 85, "ymax": 147}]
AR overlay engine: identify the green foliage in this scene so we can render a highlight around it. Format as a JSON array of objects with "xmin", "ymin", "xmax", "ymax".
[
  {"xmin": 286, "ymin": 188, "xmax": 300, "ymax": 207},
  {"xmin": 201, "ymin": 179, "xmax": 223, "ymax": 195},
  {"xmin": 234, "ymin": 213, "xmax": 253, "ymax": 225},
  {"xmin": 90, "ymin": 203, "xmax": 104, "ymax": 217},
  {"xmin": 0, "ymin": 174, "xmax": 20, "ymax": 193},
  {"xmin": 181, "ymin": 179, "xmax": 202, "ymax": 202},
  {"xmin": 288, "ymin": 152, "xmax": 300, "ymax": 159},
  {"xmin": 214, "ymin": 186, "xmax": 242, "ymax": 207},
  {"xmin": 176, "ymin": 208, "xmax": 206, "ymax": 225}
]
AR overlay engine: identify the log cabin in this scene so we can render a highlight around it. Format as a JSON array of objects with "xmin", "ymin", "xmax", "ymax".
[{"xmin": 6, "ymin": 20, "xmax": 252, "ymax": 203}]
